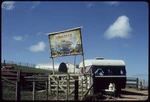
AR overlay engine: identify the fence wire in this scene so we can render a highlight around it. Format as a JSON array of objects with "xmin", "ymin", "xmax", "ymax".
[{"xmin": 2, "ymin": 60, "xmax": 36, "ymax": 68}]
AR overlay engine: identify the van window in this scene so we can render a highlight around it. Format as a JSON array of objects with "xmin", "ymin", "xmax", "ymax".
[{"xmin": 92, "ymin": 66, "xmax": 126, "ymax": 76}]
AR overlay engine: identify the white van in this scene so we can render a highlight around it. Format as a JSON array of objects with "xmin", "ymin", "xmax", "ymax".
[{"xmin": 79, "ymin": 58, "xmax": 126, "ymax": 94}]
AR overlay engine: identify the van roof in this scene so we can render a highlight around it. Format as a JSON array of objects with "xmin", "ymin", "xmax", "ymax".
[{"xmin": 79, "ymin": 59, "xmax": 125, "ymax": 67}]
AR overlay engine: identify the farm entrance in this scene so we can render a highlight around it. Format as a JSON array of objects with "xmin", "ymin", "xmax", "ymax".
[{"xmin": 48, "ymin": 74, "xmax": 93, "ymax": 100}]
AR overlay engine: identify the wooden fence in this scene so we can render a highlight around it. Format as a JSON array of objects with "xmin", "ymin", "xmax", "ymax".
[
  {"xmin": 1, "ymin": 70, "xmax": 21, "ymax": 100},
  {"xmin": 1, "ymin": 71, "xmax": 93, "ymax": 100},
  {"xmin": 1, "ymin": 70, "xmax": 48, "ymax": 100},
  {"xmin": 126, "ymin": 77, "xmax": 139, "ymax": 89},
  {"xmin": 2, "ymin": 71, "xmax": 145, "ymax": 100},
  {"xmin": 24, "ymin": 75, "xmax": 49, "ymax": 100},
  {"xmin": 47, "ymin": 73, "xmax": 93, "ymax": 100}
]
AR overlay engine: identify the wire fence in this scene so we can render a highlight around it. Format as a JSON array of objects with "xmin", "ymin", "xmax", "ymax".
[{"xmin": 2, "ymin": 60, "xmax": 36, "ymax": 68}]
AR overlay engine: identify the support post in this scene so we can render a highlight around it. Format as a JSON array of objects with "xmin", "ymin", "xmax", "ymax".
[
  {"xmin": 16, "ymin": 71, "xmax": 21, "ymax": 100},
  {"xmin": 66, "ymin": 78, "xmax": 68, "ymax": 100},
  {"xmin": 68, "ymin": 74, "xmax": 70, "ymax": 96},
  {"xmin": 82, "ymin": 54, "xmax": 86, "ymax": 74},
  {"xmin": 74, "ymin": 80, "xmax": 78, "ymax": 100},
  {"xmin": 66, "ymin": 74, "xmax": 69, "ymax": 100},
  {"xmin": 51, "ymin": 57, "xmax": 55, "ymax": 75},
  {"xmin": 56, "ymin": 78, "xmax": 59, "ymax": 100},
  {"xmin": 140, "ymin": 81, "xmax": 142, "ymax": 90},
  {"xmin": 3, "ymin": 60, "xmax": 6, "ymax": 66},
  {"xmin": 46, "ymin": 81, "xmax": 48, "ymax": 100},
  {"xmin": 136, "ymin": 78, "xmax": 139, "ymax": 90},
  {"xmin": 33, "ymin": 81, "xmax": 35, "ymax": 100},
  {"xmin": 74, "ymin": 55, "xmax": 76, "ymax": 74},
  {"xmin": 48, "ymin": 75, "xmax": 51, "ymax": 95}
]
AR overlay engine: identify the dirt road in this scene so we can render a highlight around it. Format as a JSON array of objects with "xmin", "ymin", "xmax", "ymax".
[{"xmin": 113, "ymin": 88, "xmax": 148, "ymax": 101}]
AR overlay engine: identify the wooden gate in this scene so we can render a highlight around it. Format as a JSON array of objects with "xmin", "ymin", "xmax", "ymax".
[{"xmin": 48, "ymin": 73, "xmax": 93, "ymax": 100}]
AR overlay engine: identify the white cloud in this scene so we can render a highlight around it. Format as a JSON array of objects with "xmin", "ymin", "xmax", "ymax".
[
  {"xmin": 2, "ymin": 1, "xmax": 15, "ymax": 10},
  {"xmin": 31, "ymin": 2, "xmax": 40, "ymax": 9},
  {"xmin": 105, "ymin": 1, "xmax": 120, "ymax": 6},
  {"xmin": 13, "ymin": 36, "xmax": 23, "ymax": 41},
  {"xmin": 104, "ymin": 15, "xmax": 132, "ymax": 39},
  {"xmin": 29, "ymin": 41, "xmax": 46, "ymax": 52}
]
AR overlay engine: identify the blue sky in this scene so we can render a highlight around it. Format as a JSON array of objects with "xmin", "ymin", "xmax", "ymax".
[{"xmin": 2, "ymin": 1, "xmax": 148, "ymax": 81}]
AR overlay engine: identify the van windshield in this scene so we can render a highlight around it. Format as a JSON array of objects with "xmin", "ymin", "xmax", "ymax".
[{"xmin": 92, "ymin": 66, "xmax": 126, "ymax": 76}]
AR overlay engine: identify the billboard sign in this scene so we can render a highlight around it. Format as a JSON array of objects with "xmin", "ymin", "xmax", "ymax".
[{"xmin": 47, "ymin": 27, "xmax": 83, "ymax": 57}]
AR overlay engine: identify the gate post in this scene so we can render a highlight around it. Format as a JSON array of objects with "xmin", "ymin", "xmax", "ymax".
[
  {"xmin": 48, "ymin": 75, "xmax": 51, "ymax": 95},
  {"xmin": 16, "ymin": 71, "xmax": 21, "ymax": 100},
  {"xmin": 74, "ymin": 80, "xmax": 78, "ymax": 100},
  {"xmin": 56, "ymin": 78, "xmax": 59, "ymax": 100},
  {"xmin": 46, "ymin": 80, "xmax": 48, "ymax": 100},
  {"xmin": 33, "ymin": 81, "xmax": 35, "ymax": 100},
  {"xmin": 136, "ymin": 78, "xmax": 139, "ymax": 90},
  {"xmin": 66, "ymin": 74, "xmax": 69, "ymax": 100}
]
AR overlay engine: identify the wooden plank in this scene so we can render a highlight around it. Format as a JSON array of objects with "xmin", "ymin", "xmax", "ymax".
[
  {"xmin": 25, "ymin": 76, "xmax": 48, "ymax": 79},
  {"xmin": 127, "ymin": 79, "xmax": 137, "ymax": 81},
  {"xmin": 49, "ymin": 76, "xmax": 67, "ymax": 93},
  {"xmin": 126, "ymin": 83, "xmax": 137, "ymax": 85},
  {"xmin": 95, "ymin": 75, "xmax": 126, "ymax": 78},
  {"xmin": 51, "ymin": 84, "xmax": 74, "ymax": 87},
  {"xmin": 1, "ymin": 76, "xmax": 16, "ymax": 84},
  {"xmin": 82, "ymin": 84, "xmax": 93, "ymax": 100},
  {"xmin": 56, "ymin": 79, "xmax": 59, "ymax": 100},
  {"xmin": 25, "ymin": 80, "xmax": 48, "ymax": 82},
  {"xmin": 56, "ymin": 80, "xmax": 75, "ymax": 83},
  {"xmin": 2, "ymin": 76, "xmax": 17, "ymax": 80}
]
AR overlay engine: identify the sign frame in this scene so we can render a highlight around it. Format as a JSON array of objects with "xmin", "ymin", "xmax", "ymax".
[
  {"xmin": 47, "ymin": 26, "xmax": 85, "ymax": 75},
  {"xmin": 47, "ymin": 26, "xmax": 84, "ymax": 58}
]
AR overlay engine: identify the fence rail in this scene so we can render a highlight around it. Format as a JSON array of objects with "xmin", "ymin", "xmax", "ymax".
[{"xmin": 126, "ymin": 77, "xmax": 139, "ymax": 89}]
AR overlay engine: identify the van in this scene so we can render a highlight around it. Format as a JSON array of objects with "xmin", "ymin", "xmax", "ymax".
[{"xmin": 79, "ymin": 58, "xmax": 126, "ymax": 94}]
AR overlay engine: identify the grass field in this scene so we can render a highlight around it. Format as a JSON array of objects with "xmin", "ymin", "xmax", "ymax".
[
  {"xmin": 1, "ymin": 62, "xmax": 66, "ymax": 100},
  {"xmin": 1, "ymin": 63, "xmax": 65, "ymax": 74}
]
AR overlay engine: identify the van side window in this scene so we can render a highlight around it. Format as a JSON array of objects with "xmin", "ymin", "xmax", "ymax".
[
  {"xmin": 92, "ymin": 66, "xmax": 126, "ymax": 76},
  {"xmin": 94, "ymin": 68, "xmax": 104, "ymax": 76},
  {"xmin": 120, "ymin": 70, "xmax": 123, "ymax": 74}
]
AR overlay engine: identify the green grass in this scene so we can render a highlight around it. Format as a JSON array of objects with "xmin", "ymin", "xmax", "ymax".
[
  {"xmin": 1, "ymin": 63, "xmax": 66, "ymax": 74},
  {"xmin": 1, "ymin": 63, "xmax": 66, "ymax": 100}
]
